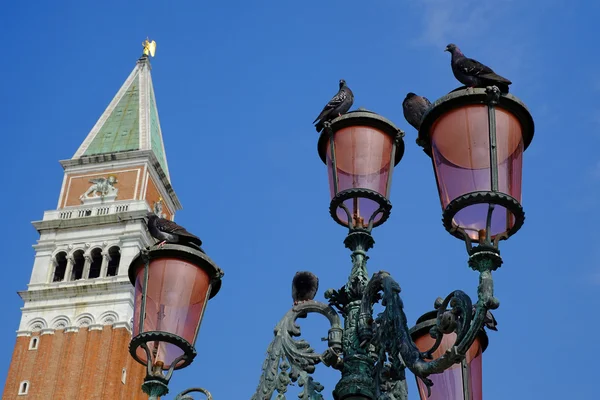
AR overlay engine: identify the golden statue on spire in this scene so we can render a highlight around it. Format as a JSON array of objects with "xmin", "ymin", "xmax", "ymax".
[{"xmin": 142, "ymin": 37, "xmax": 157, "ymax": 57}]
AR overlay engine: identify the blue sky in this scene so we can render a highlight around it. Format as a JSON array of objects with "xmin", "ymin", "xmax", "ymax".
[{"xmin": 1, "ymin": 0, "xmax": 599, "ymax": 398}]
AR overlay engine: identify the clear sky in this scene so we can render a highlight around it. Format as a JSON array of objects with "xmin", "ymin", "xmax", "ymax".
[{"xmin": 1, "ymin": 0, "xmax": 599, "ymax": 399}]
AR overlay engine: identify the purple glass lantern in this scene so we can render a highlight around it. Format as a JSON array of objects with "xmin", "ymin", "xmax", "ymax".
[
  {"xmin": 318, "ymin": 110, "xmax": 404, "ymax": 229},
  {"xmin": 128, "ymin": 244, "xmax": 223, "ymax": 372},
  {"xmin": 418, "ymin": 87, "xmax": 534, "ymax": 247}
]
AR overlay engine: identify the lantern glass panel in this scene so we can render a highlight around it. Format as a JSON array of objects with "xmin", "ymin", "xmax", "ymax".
[
  {"xmin": 326, "ymin": 125, "xmax": 393, "ymax": 226},
  {"xmin": 431, "ymin": 105, "xmax": 524, "ymax": 239},
  {"xmin": 414, "ymin": 332, "xmax": 483, "ymax": 400},
  {"xmin": 132, "ymin": 257, "xmax": 211, "ymax": 369}
]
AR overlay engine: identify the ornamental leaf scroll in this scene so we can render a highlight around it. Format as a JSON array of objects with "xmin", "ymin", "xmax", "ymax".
[{"xmin": 251, "ymin": 300, "xmax": 342, "ymax": 400}]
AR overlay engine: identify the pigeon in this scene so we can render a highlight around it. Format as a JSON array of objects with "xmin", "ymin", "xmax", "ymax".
[
  {"xmin": 146, "ymin": 212, "xmax": 204, "ymax": 252},
  {"xmin": 313, "ymin": 79, "xmax": 354, "ymax": 133},
  {"xmin": 472, "ymin": 305, "xmax": 498, "ymax": 331},
  {"xmin": 292, "ymin": 271, "xmax": 319, "ymax": 305},
  {"xmin": 445, "ymin": 43, "xmax": 512, "ymax": 93},
  {"xmin": 402, "ymin": 93, "xmax": 432, "ymax": 131},
  {"xmin": 483, "ymin": 310, "xmax": 498, "ymax": 331}
]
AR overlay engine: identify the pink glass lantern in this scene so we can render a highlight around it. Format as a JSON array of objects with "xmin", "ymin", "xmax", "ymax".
[
  {"xmin": 418, "ymin": 87, "xmax": 534, "ymax": 246},
  {"xmin": 318, "ymin": 110, "xmax": 404, "ymax": 229},
  {"xmin": 410, "ymin": 311, "xmax": 489, "ymax": 400},
  {"xmin": 128, "ymin": 244, "xmax": 223, "ymax": 371}
]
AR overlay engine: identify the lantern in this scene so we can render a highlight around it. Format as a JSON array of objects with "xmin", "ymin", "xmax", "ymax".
[
  {"xmin": 128, "ymin": 244, "xmax": 223, "ymax": 372},
  {"xmin": 318, "ymin": 110, "xmax": 404, "ymax": 229},
  {"xmin": 418, "ymin": 87, "xmax": 534, "ymax": 245},
  {"xmin": 410, "ymin": 311, "xmax": 489, "ymax": 400}
]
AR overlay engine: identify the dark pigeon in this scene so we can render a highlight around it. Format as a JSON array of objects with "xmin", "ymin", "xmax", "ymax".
[
  {"xmin": 403, "ymin": 92, "xmax": 432, "ymax": 131},
  {"xmin": 483, "ymin": 310, "xmax": 498, "ymax": 331},
  {"xmin": 292, "ymin": 271, "xmax": 319, "ymax": 305},
  {"xmin": 146, "ymin": 212, "xmax": 204, "ymax": 252},
  {"xmin": 445, "ymin": 43, "xmax": 512, "ymax": 93},
  {"xmin": 313, "ymin": 79, "xmax": 354, "ymax": 133},
  {"xmin": 472, "ymin": 305, "xmax": 498, "ymax": 331}
]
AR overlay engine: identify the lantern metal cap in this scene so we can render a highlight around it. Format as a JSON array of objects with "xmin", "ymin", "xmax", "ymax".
[
  {"xmin": 409, "ymin": 310, "xmax": 489, "ymax": 353},
  {"xmin": 128, "ymin": 244, "xmax": 224, "ymax": 298},
  {"xmin": 317, "ymin": 109, "xmax": 405, "ymax": 165},
  {"xmin": 417, "ymin": 86, "xmax": 535, "ymax": 156}
]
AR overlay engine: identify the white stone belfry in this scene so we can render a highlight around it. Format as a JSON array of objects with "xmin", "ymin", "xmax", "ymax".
[{"xmin": 15, "ymin": 54, "xmax": 182, "ymax": 338}]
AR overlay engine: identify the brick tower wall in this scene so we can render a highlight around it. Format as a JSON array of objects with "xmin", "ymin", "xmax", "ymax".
[{"xmin": 3, "ymin": 327, "xmax": 147, "ymax": 399}]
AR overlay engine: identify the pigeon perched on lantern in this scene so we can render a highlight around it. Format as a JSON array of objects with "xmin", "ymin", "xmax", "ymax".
[
  {"xmin": 402, "ymin": 92, "xmax": 432, "ymax": 131},
  {"xmin": 313, "ymin": 79, "xmax": 354, "ymax": 132},
  {"xmin": 292, "ymin": 271, "xmax": 319, "ymax": 305},
  {"xmin": 445, "ymin": 43, "xmax": 512, "ymax": 93},
  {"xmin": 146, "ymin": 212, "xmax": 204, "ymax": 252}
]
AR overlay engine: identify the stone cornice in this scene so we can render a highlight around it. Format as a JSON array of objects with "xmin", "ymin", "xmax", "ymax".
[
  {"xmin": 16, "ymin": 322, "xmax": 133, "ymax": 337},
  {"xmin": 19, "ymin": 279, "xmax": 133, "ymax": 302},
  {"xmin": 59, "ymin": 150, "xmax": 182, "ymax": 211},
  {"xmin": 31, "ymin": 209, "xmax": 148, "ymax": 232}
]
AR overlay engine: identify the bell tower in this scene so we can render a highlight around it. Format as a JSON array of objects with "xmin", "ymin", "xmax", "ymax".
[{"xmin": 3, "ymin": 46, "xmax": 181, "ymax": 399}]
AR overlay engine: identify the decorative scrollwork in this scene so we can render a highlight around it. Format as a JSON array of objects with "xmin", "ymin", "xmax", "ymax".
[
  {"xmin": 357, "ymin": 252, "xmax": 500, "ymax": 397},
  {"xmin": 174, "ymin": 387, "xmax": 213, "ymax": 400},
  {"xmin": 375, "ymin": 361, "xmax": 408, "ymax": 400},
  {"xmin": 251, "ymin": 300, "xmax": 342, "ymax": 400},
  {"xmin": 298, "ymin": 370, "xmax": 325, "ymax": 400}
]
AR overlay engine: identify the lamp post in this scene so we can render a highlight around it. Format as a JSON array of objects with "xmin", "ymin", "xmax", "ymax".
[{"xmin": 127, "ymin": 85, "xmax": 534, "ymax": 400}]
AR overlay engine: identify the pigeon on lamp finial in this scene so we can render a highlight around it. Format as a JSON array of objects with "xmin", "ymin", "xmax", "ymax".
[
  {"xmin": 292, "ymin": 271, "xmax": 319, "ymax": 305},
  {"xmin": 402, "ymin": 93, "xmax": 432, "ymax": 131},
  {"xmin": 146, "ymin": 212, "xmax": 204, "ymax": 252},
  {"xmin": 445, "ymin": 43, "xmax": 511, "ymax": 93},
  {"xmin": 313, "ymin": 79, "xmax": 354, "ymax": 133}
]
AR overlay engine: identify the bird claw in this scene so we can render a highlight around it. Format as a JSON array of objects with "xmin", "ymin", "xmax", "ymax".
[{"xmin": 157, "ymin": 240, "xmax": 167, "ymax": 249}]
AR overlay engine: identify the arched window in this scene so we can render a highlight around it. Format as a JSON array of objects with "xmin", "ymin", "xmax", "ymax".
[
  {"xmin": 71, "ymin": 250, "xmax": 85, "ymax": 281},
  {"xmin": 52, "ymin": 252, "xmax": 67, "ymax": 282},
  {"xmin": 18, "ymin": 380, "xmax": 29, "ymax": 395},
  {"xmin": 106, "ymin": 246, "xmax": 120, "ymax": 277},
  {"xmin": 28, "ymin": 337, "xmax": 39, "ymax": 350},
  {"xmin": 88, "ymin": 248, "xmax": 103, "ymax": 279}
]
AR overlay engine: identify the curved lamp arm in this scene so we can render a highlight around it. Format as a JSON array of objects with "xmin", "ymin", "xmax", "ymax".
[
  {"xmin": 358, "ymin": 250, "xmax": 500, "ymax": 395},
  {"xmin": 174, "ymin": 387, "xmax": 213, "ymax": 400},
  {"xmin": 251, "ymin": 300, "xmax": 343, "ymax": 400}
]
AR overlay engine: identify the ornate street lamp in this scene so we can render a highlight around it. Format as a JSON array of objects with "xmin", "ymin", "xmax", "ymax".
[
  {"xmin": 128, "ymin": 244, "xmax": 223, "ymax": 400},
  {"xmin": 250, "ymin": 86, "xmax": 534, "ymax": 400},
  {"xmin": 126, "ymin": 85, "xmax": 534, "ymax": 400},
  {"xmin": 410, "ymin": 308, "xmax": 489, "ymax": 400}
]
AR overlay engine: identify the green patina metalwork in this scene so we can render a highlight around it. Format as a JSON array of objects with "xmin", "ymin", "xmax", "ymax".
[
  {"xmin": 251, "ymin": 300, "xmax": 342, "ymax": 400},
  {"xmin": 82, "ymin": 63, "xmax": 169, "ymax": 178},
  {"xmin": 174, "ymin": 387, "xmax": 214, "ymax": 400},
  {"xmin": 149, "ymin": 83, "xmax": 169, "ymax": 174},
  {"xmin": 83, "ymin": 75, "xmax": 140, "ymax": 156},
  {"xmin": 248, "ymin": 227, "xmax": 504, "ymax": 400},
  {"xmin": 142, "ymin": 379, "xmax": 170, "ymax": 400}
]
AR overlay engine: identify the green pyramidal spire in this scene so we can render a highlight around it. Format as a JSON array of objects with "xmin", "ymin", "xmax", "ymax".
[{"xmin": 73, "ymin": 55, "xmax": 170, "ymax": 180}]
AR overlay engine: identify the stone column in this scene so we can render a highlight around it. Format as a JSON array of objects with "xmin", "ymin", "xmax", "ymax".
[
  {"xmin": 100, "ymin": 252, "xmax": 111, "ymax": 278},
  {"xmin": 83, "ymin": 254, "xmax": 92, "ymax": 280},
  {"xmin": 64, "ymin": 255, "xmax": 74, "ymax": 282},
  {"xmin": 48, "ymin": 259, "xmax": 58, "ymax": 283}
]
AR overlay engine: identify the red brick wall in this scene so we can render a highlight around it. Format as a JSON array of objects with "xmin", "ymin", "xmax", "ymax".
[{"xmin": 2, "ymin": 328, "xmax": 147, "ymax": 399}]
